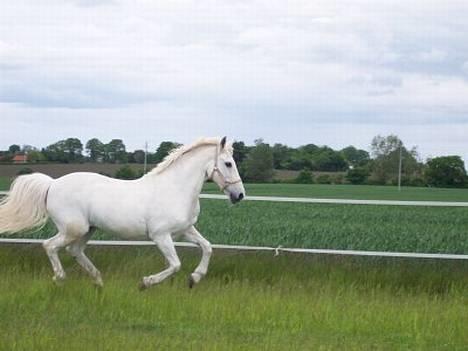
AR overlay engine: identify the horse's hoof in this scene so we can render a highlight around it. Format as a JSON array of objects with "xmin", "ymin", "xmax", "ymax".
[
  {"xmin": 188, "ymin": 275, "xmax": 195, "ymax": 289},
  {"xmin": 52, "ymin": 275, "xmax": 65, "ymax": 286},
  {"xmin": 138, "ymin": 280, "xmax": 148, "ymax": 291}
]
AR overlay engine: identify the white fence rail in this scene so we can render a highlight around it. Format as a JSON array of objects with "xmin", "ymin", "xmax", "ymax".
[
  {"xmin": 1, "ymin": 238, "xmax": 468, "ymax": 260},
  {"xmin": 2, "ymin": 191, "xmax": 468, "ymax": 207}
]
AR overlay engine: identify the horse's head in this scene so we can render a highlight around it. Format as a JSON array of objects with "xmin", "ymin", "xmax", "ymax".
[{"xmin": 209, "ymin": 136, "xmax": 245, "ymax": 204}]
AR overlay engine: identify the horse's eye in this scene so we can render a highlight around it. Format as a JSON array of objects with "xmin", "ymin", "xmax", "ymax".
[{"xmin": 225, "ymin": 162, "xmax": 232, "ymax": 168}]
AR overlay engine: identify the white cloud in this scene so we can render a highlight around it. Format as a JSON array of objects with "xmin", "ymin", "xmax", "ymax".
[{"xmin": 1, "ymin": 0, "xmax": 468, "ymax": 162}]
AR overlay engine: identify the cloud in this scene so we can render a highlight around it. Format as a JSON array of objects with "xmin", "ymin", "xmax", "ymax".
[{"xmin": 1, "ymin": 0, "xmax": 468, "ymax": 162}]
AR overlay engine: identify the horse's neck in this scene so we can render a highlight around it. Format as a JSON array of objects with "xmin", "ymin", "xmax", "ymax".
[{"xmin": 150, "ymin": 145, "xmax": 215, "ymax": 200}]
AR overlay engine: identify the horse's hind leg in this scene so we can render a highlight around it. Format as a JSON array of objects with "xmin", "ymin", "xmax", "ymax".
[
  {"xmin": 43, "ymin": 222, "xmax": 88, "ymax": 284},
  {"xmin": 43, "ymin": 231, "xmax": 77, "ymax": 283},
  {"xmin": 66, "ymin": 229, "xmax": 103, "ymax": 287}
]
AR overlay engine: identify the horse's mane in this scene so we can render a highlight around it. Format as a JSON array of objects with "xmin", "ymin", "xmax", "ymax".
[{"xmin": 148, "ymin": 137, "xmax": 233, "ymax": 175}]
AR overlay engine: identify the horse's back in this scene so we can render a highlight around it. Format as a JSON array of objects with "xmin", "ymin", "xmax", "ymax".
[{"xmin": 46, "ymin": 172, "xmax": 150, "ymax": 237}]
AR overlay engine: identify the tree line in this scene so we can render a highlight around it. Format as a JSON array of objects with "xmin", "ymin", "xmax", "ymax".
[{"xmin": 0, "ymin": 135, "xmax": 466, "ymax": 188}]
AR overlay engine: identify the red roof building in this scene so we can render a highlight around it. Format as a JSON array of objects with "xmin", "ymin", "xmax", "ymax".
[{"xmin": 12, "ymin": 154, "xmax": 28, "ymax": 164}]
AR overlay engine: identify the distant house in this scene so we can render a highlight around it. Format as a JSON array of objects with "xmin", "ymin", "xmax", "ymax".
[{"xmin": 12, "ymin": 154, "xmax": 28, "ymax": 164}]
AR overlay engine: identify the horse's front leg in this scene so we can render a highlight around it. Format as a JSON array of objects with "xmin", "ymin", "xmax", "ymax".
[
  {"xmin": 139, "ymin": 233, "xmax": 181, "ymax": 290},
  {"xmin": 183, "ymin": 226, "xmax": 213, "ymax": 288}
]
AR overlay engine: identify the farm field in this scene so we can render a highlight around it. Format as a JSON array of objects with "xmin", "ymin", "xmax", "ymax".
[
  {"xmin": 1, "ymin": 245, "xmax": 467, "ymax": 350},
  {"xmin": 5, "ymin": 199, "xmax": 468, "ymax": 254},
  {"xmin": 204, "ymin": 182, "xmax": 468, "ymax": 202}
]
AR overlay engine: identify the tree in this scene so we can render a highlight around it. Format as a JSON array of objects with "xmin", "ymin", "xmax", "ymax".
[
  {"xmin": 315, "ymin": 149, "xmax": 348, "ymax": 172},
  {"xmin": 64, "ymin": 138, "xmax": 83, "ymax": 162},
  {"xmin": 232, "ymin": 141, "xmax": 249, "ymax": 165},
  {"xmin": 341, "ymin": 146, "xmax": 370, "ymax": 167},
  {"xmin": 44, "ymin": 138, "xmax": 83, "ymax": 163},
  {"xmin": 86, "ymin": 138, "xmax": 105, "ymax": 162},
  {"xmin": 425, "ymin": 156, "xmax": 466, "ymax": 188},
  {"xmin": 244, "ymin": 139, "xmax": 274, "ymax": 182},
  {"xmin": 105, "ymin": 139, "xmax": 127, "ymax": 163},
  {"xmin": 370, "ymin": 135, "xmax": 420, "ymax": 184},
  {"xmin": 8, "ymin": 144, "xmax": 20, "ymax": 154},
  {"xmin": 272, "ymin": 143, "xmax": 294, "ymax": 169},
  {"xmin": 153, "ymin": 141, "xmax": 181, "ymax": 164},
  {"xmin": 132, "ymin": 150, "xmax": 146, "ymax": 164},
  {"xmin": 27, "ymin": 150, "xmax": 46, "ymax": 163},
  {"xmin": 44, "ymin": 140, "xmax": 68, "ymax": 162}
]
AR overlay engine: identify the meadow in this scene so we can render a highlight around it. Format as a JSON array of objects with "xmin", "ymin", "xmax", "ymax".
[{"xmin": 1, "ymin": 245, "xmax": 468, "ymax": 350}]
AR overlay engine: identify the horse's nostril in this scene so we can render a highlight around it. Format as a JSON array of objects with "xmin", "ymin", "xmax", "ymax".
[{"xmin": 238, "ymin": 193, "xmax": 244, "ymax": 201}]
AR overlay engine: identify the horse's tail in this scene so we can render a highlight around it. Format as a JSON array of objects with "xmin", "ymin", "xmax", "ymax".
[{"xmin": 0, "ymin": 173, "xmax": 53, "ymax": 235}]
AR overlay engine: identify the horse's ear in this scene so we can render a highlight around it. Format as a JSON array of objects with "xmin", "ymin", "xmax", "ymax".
[{"xmin": 220, "ymin": 136, "xmax": 227, "ymax": 149}]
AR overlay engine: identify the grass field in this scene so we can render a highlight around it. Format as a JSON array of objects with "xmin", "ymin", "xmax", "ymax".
[
  {"xmin": 1, "ymin": 245, "xmax": 467, "ymax": 350},
  {"xmin": 204, "ymin": 183, "xmax": 468, "ymax": 202}
]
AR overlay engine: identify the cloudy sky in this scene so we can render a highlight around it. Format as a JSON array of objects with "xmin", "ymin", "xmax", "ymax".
[{"xmin": 1, "ymin": 0, "xmax": 468, "ymax": 161}]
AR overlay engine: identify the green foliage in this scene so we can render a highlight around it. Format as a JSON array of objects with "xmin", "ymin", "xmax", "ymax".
[
  {"xmin": 8, "ymin": 144, "xmax": 20, "ymax": 154},
  {"xmin": 115, "ymin": 165, "xmax": 138, "ymax": 180},
  {"xmin": 16, "ymin": 167, "xmax": 34, "ymax": 175},
  {"xmin": 105, "ymin": 139, "xmax": 127, "ymax": 163},
  {"xmin": 130, "ymin": 150, "xmax": 146, "ymax": 164},
  {"xmin": 27, "ymin": 150, "xmax": 46, "ymax": 163},
  {"xmin": 346, "ymin": 167, "xmax": 370, "ymax": 185},
  {"xmin": 370, "ymin": 135, "xmax": 421, "ymax": 185},
  {"xmin": 425, "ymin": 156, "xmax": 467, "ymax": 188},
  {"xmin": 316, "ymin": 174, "xmax": 331, "ymax": 184},
  {"xmin": 153, "ymin": 141, "xmax": 181, "ymax": 164},
  {"xmin": 295, "ymin": 169, "xmax": 314, "ymax": 184},
  {"xmin": 341, "ymin": 146, "xmax": 370, "ymax": 167},
  {"xmin": 232, "ymin": 141, "xmax": 249, "ymax": 165},
  {"xmin": 44, "ymin": 138, "xmax": 83, "ymax": 163},
  {"xmin": 85, "ymin": 138, "xmax": 105, "ymax": 162},
  {"xmin": 244, "ymin": 139, "xmax": 274, "ymax": 182}
]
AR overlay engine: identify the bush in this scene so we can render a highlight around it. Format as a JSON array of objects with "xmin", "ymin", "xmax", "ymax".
[
  {"xmin": 115, "ymin": 165, "xmax": 138, "ymax": 180},
  {"xmin": 16, "ymin": 167, "xmax": 34, "ymax": 175},
  {"xmin": 331, "ymin": 174, "xmax": 344, "ymax": 184},
  {"xmin": 316, "ymin": 174, "xmax": 331, "ymax": 184},
  {"xmin": 295, "ymin": 169, "xmax": 314, "ymax": 184},
  {"xmin": 345, "ymin": 167, "xmax": 369, "ymax": 185}
]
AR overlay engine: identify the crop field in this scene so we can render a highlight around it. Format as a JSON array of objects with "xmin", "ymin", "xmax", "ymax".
[
  {"xmin": 203, "ymin": 182, "xmax": 468, "ymax": 202},
  {"xmin": 1, "ymin": 245, "xmax": 468, "ymax": 350}
]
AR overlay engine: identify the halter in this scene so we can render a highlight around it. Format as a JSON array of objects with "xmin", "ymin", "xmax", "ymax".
[{"xmin": 208, "ymin": 144, "xmax": 242, "ymax": 192}]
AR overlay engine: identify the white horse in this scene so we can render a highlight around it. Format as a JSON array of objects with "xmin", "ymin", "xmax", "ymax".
[{"xmin": 0, "ymin": 137, "xmax": 245, "ymax": 289}]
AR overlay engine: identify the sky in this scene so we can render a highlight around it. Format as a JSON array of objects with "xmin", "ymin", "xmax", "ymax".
[{"xmin": 1, "ymin": 0, "xmax": 468, "ymax": 162}]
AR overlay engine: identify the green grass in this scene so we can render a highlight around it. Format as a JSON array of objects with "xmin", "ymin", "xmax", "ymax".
[
  {"xmin": 0, "ymin": 245, "xmax": 467, "ymax": 350},
  {"xmin": 0, "ymin": 176, "xmax": 10, "ymax": 191},
  {"xmin": 11, "ymin": 199, "xmax": 468, "ymax": 254},
  {"xmin": 204, "ymin": 183, "xmax": 468, "ymax": 202}
]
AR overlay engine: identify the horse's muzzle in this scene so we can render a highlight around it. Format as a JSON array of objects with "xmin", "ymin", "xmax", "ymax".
[{"xmin": 230, "ymin": 192, "xmax": 244, "ymax": 204}]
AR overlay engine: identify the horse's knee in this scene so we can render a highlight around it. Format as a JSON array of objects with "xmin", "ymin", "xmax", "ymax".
[{"xmin": 66, "ymin": 244, "xmax": 81, "ymax": 258}]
